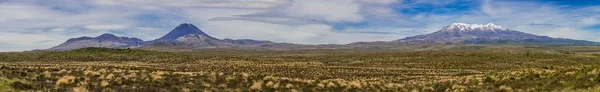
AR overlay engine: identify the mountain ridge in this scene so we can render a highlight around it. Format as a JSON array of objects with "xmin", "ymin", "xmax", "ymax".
[
  {"xmin": 153, "ymin": 23, "xmax": 219, "ymax": 42},
  {"xmin": 49, "ymin": 33, "xmax": 144, "ymax": 51},
  {"xmin": 441, "ymin": 23, "xmax": 506, "ymax": 32},
  {"xmin": 139, "ymin": 23, "xmax": 304, "ymax": 50},
  {"xmin": 48, "ymin": 23, "xmax": 600, "ymax": 51},
  {"xmin": 394, "ymin": 23, "xmax": 598, "ymax": 45}
]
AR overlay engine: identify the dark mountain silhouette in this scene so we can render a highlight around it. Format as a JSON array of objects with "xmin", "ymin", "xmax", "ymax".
[
  {"xmin": 141, "ymin": 23, "xmax": 300, "ymax": 49},
  {"xmin": 49, "ymin": 33, "xmax": 144, "ymax": 51},
  {"xmin": 154, "ymin": 23, "xmax": 219, "ymax": 42}
]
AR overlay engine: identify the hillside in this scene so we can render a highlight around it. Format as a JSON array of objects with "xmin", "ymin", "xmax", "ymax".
[
  {"xmin": 49, "ymin": 34, "xmax": 144, "ymax": 51},
  {"xmin": 1, "ymin": 47, "xmax": 192, "ymax": 62},
  {"xmin": 396, "ymin": 23, "xmax": 599, "ymax": 45}
]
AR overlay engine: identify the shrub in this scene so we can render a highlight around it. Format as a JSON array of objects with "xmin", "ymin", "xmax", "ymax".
[
  {"xmin": 10, "ymin": 81, "xmax": 32, "ymax": 90},
  {"xmin": 56, "ymin": 75, "xmax": 76, "ymax": 87}
]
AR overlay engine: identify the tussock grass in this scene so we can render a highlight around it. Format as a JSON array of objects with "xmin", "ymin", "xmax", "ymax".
[{"xmin": 0, "ymin": 46, "xmax": 599, "ymax": 91}]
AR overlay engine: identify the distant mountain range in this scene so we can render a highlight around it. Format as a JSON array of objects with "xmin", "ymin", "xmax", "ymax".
[
  {"xmin": 49, "ymin": 33, "xmax": 144, "ymax": 51},
  {"xmin": 48, "ymin": 23, "xmax": 600, "ymax": 51},
  {"xmin": 140, "ymin": 23, "xmax": 302, "ymax": 50},
  {"xmin": 49, "ymin": 23, "xmax": 303, "ymax": 50}
]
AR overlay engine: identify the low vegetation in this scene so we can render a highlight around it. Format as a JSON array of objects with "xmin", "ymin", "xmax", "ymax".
[{"xmin": 0, "ymin": 45, "xmax": 599, "ymax": 91}]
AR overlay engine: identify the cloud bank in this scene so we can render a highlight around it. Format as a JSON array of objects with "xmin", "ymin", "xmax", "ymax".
[{"xmin": 0, "ymin": 0, "xmax": 598, "ymax": 51}]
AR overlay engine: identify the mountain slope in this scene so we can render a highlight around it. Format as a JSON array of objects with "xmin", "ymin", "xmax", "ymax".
[
  {"xmin": 154, "ymin": 23, "xmax": 219, "ymax": 42},
  {"xmin": 142, "ymin": 23, "xmax": 302, "ymax": 50},
  {"xmin": 146, "ymin": 23, "xmax": 237, "ymax": 48},
  {"xmin": 395, "ymin": 23, "xmax": 599, "ymax": 45},
  {"xmin": 48, "ymin": 23, "xmax": 599, "ymax": 51},
  {"xmin": 49, "ymin": 33, "xmax": 144, "ymax": 51}
]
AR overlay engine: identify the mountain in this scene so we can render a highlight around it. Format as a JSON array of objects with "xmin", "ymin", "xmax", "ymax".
[
  {"xmin": 145, "ymin": 23, "xmax": 239, "ymax": 48},
  {"xmin": 394, "ymin": 23, "xmax": 599, "ymax": 45},
  {"xmin": 154, "ymin": 23, "xmax": 219, "ymax": 42},
  {"xmin": 141, "ymin": 23, "xmax": 300, "ymax": 50},
  {"xmin": 49, "ymin": 23, "xmax": 599, "ymax": 51},
  {"xmin": 49, "ymin": 33, "xmax": 144, "ymax": 51}
]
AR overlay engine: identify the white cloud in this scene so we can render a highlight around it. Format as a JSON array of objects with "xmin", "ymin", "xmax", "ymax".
[
  {"xmin": 361, "ymin": 5, "xmax": 401, "ymax": 19},
  {"xmin": 359, "ymin": 0, "xmax": 400, "ymax": 5},
  {"xmin": 210, "ymin": 16, "xmax": 318, "ymax": 25},
  {"xmin": 481, "ymin": 0, "xmax": 564, "ymax": 25},
  {"xmin": 89, "ymin": 0, "xmax": 287, "ymax": 9},
  {"xmin": 0, "ymin": 0, "xmax": 599, "ymax": 52},
  {"xmin": 48, "ymin": 28, "xmax": 66, "ymax": 32},
  {"xmin": 581, "ymin": 18, "xmax": 598, "ymax": 25},
  {"xmin": 83, "ymin": 24, "xmax": 128, "ymax": 30},
  {"xmin": 0, "ymin": 32, "xmax": 67, "ymax": 51},
  {"xmin": 282, "ymin": 0, "xmax": 363, "ymax": 23},
  {"xmin": 546, "ymin": 27, "xmax": 600, "ymax": 41},
  {"xmin": 202, "ymin": 20, "xmax": 404, "ymax": 44},
  {"xmin": 211, "ymin": 0, "xmax": 390, "ymax": 25},
  {"xmin": 473, "ymin": 0, "xmax": 600, "ymax": 41},
  {"xmin": 0, "ymin": 2, "xmax": 63, "ymax": 24},
  {"xmin": 182, "ymin": 8, "xmax": 263, "ymax": 23},
  {"xmin": 203, "ymin": 20, "xmax": 331, "ymax": 44}
]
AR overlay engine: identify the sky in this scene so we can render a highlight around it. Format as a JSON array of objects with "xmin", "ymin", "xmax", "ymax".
[{"xmin": 0, "ymin": 0, "xmax": 599, "ymax": 52}]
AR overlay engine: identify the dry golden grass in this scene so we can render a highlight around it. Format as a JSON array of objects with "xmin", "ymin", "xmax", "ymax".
[
  {"xmin": 0, "ymin": 46, "xmax": 599, "ymax": 91},
  {"xmin": 55, "ymin": 75, "xmax": 76, "ymax": 87}
]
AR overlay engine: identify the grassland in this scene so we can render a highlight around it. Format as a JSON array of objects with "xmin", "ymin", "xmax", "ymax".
[{"xmin": 0, "ymin": 45, "xmax": 600, "ymax": 91}]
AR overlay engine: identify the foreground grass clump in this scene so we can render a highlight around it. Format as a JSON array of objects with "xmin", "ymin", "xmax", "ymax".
[
  {"xmin": 0, "ymin": 77, "xmax": 14, "ymax": 91},
  {"xmin": 0, "ymin": 77, "xmax": 32, "ymax": 91}
]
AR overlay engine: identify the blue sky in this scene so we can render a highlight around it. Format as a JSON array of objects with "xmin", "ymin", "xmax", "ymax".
[{"xmin": 0, "ymin": 0, "xmax": 599, "ymax": 52}]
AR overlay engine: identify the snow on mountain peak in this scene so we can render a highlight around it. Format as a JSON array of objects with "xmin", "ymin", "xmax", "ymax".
[{"xmin": 442, "ymin": 23, "xmax": 507, "ymax": 32}]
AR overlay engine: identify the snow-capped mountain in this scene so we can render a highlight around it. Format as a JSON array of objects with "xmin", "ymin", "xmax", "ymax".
[
  {"xmin": 49, "ymin": 23, "xmax": 600, "ymax": 51},
  {"xmin": 49, "ymin": 33, "xmax": 144, "ymax": 51},
  {"xmin": 396, "ymin": 23, "xmax": 598, "ymax": 45}
]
